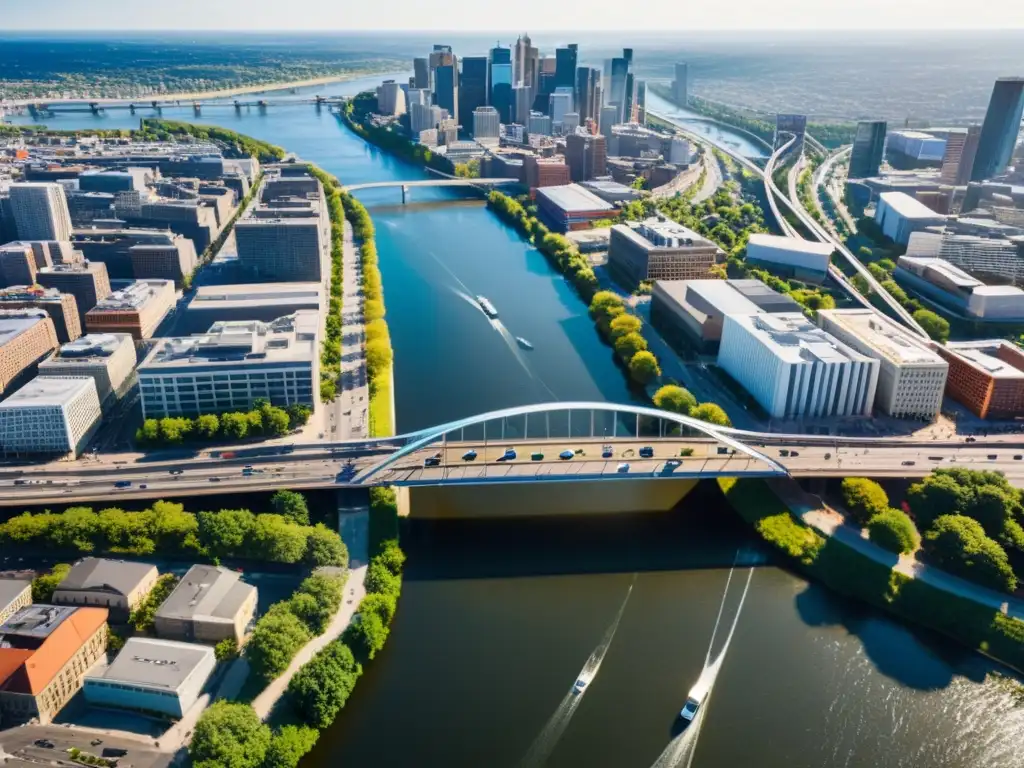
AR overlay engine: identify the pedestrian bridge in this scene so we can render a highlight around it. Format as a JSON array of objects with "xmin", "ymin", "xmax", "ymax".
[{"xmin": 342, "ymin": 178, "xmax": 519, "ymax": 202}]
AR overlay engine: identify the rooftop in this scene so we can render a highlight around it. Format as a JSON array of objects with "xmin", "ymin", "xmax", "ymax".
[
  {"xmin": 0, "ymin": 605, "xmax": 76, "ymax": 641},
  {"xmin": 677, "ymin": 280, "xmax": 763, "ymax": 316},
  {"xmin": 945, "ymin": 340, "xmax": 1024, "ymax": 379},
  {"xmin": 879, "ymin": 191, "xmax": 949, "ymax": 221},
  {"xmin": 747, "ymin": 233, "xmax": 835, "ymax": 256},
  {"xmin": 536, "ymin": 184, "xmax": 615, "ymax": 213},
  {"xmin": 0, "ymin": 580, "xmax": 31, "ymax": 609},
  {"xmin": 88, "ymin": 637, "xmax": 214, "ymax": 692},
  {"xmin": 730, "ymin": 313, "xmax": 874, "ymax": 366},
  {"xmin": 898, "ymin": 256, "xmax": 983, "ymax": 289},
  {"xmin": 55, "ymin": 558, "xmax": 157, "ymax": 598},
  {"xmin": 57, "ymin": 334, "xmax": 132, "ymax": 359},
  {"xmin": 0, "ymin": 312, "xmax": 50, "ymax": 346},
  {"xmin": 817, "ymin": 309, "xmax": 946, "ymax": 366},
  {"xmin": 190, "ymin": 282, "xmax": 323, "ymax": 309},
  {"xmin": 0, "ymin": 376, "xmax": 96, "ymax": 408},
  {"xmin": 618, "ymin": 217, "xmax": 715, "ymax": 250},
  {"xmin": 0, "ymin": 607, "xmax": 108, "ymax": 695},
  {"xmin": 155, "ymin": 564, "xmax": 256, "ymax": 625},
  {"xmin": 90, "ymin": 280, "xmax": 172, "ymax": 312}
]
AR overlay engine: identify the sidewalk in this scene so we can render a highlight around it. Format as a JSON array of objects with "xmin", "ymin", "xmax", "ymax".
[
  {"xmin": 334, "ymin": 219, "xmax": 369, "ymax": 441},
  {"xmin": 769, "ymin": 478, "xmax": 1024, "ymax": 621}
]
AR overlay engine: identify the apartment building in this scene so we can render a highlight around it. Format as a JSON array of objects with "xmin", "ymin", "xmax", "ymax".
[
  {"xmin": 85, "ymin": 279, "xmax": 175, "ymax": 340},
  {"xmin": 36, "ymin": 262, "xmax": 112, "ymax": 328},
  {"xmin": 38, "ymin": 333, "xmax": 137, "ymax": 404},
  {"xmin": 608, "ymin": 218, "xmax": 722, "ymax": 289},
  {"xmin": 0, "ymin": 376, "xmax": 102, "ymax": 457},
  {"xmin": 0, "ymin": 310, "xmax": 59, "ymax": 396},
  {"xmin": 0, "ymin": 287, "xmax": 82, "ymax": 343}
]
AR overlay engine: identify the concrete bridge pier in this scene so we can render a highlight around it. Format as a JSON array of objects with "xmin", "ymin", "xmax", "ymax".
[
  {"xmin": 193, "ymin": 103, "xmax": 202, "ymax": 116},
  {"xmin": 89, "ymin": 102, "xmax": 101, "ymax": 115},
  {"xmin": 129, "ymin": 104, "xmax": 136, "ymax": 114},
  {"xmin": 401, "ymin": 185, "xmax": 409, "ymax": 204}
]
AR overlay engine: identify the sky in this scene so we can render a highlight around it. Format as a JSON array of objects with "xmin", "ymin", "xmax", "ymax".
[{"xmin": 3, "ymin": 0, "xmax": 1024, "ymax": 31}]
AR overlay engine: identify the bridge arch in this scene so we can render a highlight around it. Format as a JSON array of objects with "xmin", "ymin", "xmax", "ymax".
[{"xmin": 355, "ymin": 401, "xmax": 788, "ymax": 484}]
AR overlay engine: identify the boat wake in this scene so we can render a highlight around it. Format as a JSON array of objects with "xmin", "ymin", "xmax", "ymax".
[
  {"xmin": 648, "ymin": 554, "xmax": 755, "ymax": 768},
  {"xmin": 518, "ymin": 576, "xmax": 636, "ymax": 768}
]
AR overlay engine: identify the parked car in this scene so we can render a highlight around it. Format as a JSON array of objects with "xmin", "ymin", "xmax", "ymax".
[
  {"xmin": 34, "ymin": 740, "xmax": 54, "ymax": 749},
  {"xmin": 114, "ymin": 480, "xmax": 131, "ymax": 489},
  {"xmin": 559, "ymin": 450, "xmax": 574, "ymax": 460},
  {"xmin": 423, "ymin": 453, "xmax": 442, "ymax": 467},
  {"xmin": 531, "ymin": 452, "xmax": 544, "ymax": 461},
  {"xmin": 602, "ymin": 445, "xmax": 614, "ymax": 458},
  {"xmin": 617, "ymin": 462, "xmax": 630, "ymax": 473},
  {"xmin": 462, "ymin": 449, "xmax": 478, "ymax": 461}
]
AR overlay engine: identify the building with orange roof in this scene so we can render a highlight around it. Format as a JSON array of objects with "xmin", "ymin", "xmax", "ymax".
[{"xmin": 0, "ymin": 604, "xmax": 108, "ymax": 723}]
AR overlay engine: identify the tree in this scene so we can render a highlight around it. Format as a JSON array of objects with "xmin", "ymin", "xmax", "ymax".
[
  {"xmin": 287, "ymin": 641, "xmax": 361, "ymax": 729},
  {"xmin": 841, "ymin": 477, "xmax": 890, "ymax": 525},
  {"xmin": 375, "ymin": 539, "xmax": 405, "ymax": 575},
  {"xmin": 613, "ymin": 332, "xmax": 648, "ymax": 362},
  {"xmin": 264, "ymin": 725, "xmax": 319, "ymax": 768},
  {"xmin": 220, "ymin": 412, "xmax": 250, "ymax": 440},
  {"xmin": 906, "ymin": 474, "xmax": 967, "ymax": 530},
  {"xmin": 252, "ymin": 514, "xmax": 309, "ymax": 564},
  {"xmin": 305, "ymin": 524, "xmax": 349, "ymax": 568},
  {"xmin": 158, "ymin": 417, "xmax": 192, "ymax": 444},
  {"xmin": 189, "ymin": 701, "xmax": 271, "ymax": 768},
  {"xmin": 365, "ymin": 561, "xmax": 402, "ymax": 598},
  {"xmin": 608, "ymin": 313, "xmax": 642, "ymax": 340},
  {"xmin": 138, "ymin": 419, "xmax": 160, "ymax": 443},
  {"xmin": 628, "ymin": 351, "xmax": 661, "ymax": 385},
  {"xmin": 289, "ymin": 574, "xmax": 345, "ymax": 634},
  {"xmin": 867, "ymin": 509, "xmax": 920, "ymax": 554},
  {"xmin": 924, "ymin": 515, "xmax": 1017, "ymax": 593},
  {"xmin": 689, "ymin": 402, "xmax": 731, "ymax": 427},
  {"xmin": 286, "ymin": 403, "xmax": 312, "ymax": 428},
  {"xmin": 653, "ymin": 385, "xmax": 698, "ymax": 416},
  {"xmin": 32, "ymin": 563, "xmax": 70, "ymax": 602},
  {"xmin": 271, "ymin": 490, "xmax": 310, "ymax": 526},
  {"xmin": 197, "ymin": 508, "xmax": 256, "ymax": 559},
  {"xmin": 588, "ymin": 291, "xmax": 625, "ymax": 324},
  {"xmin": 194, "ymin": 413, "xmax": 220, "ymax": 439},
  {"xmin": 247, "ymin": 609, "xmax": 312, "ymax": 682},
  {"xmin": 359, "ymin": 592, "xmax": 398, "ymax": 625},
  {"xmin": 913, "ymin": 309, "xmax": 950, "ymax": 343},
  {"xmin": 366, "ymin": 338, "xmax": 393, "ymax": 377},
  {"xmin": 343, "ymin": 610, "xmax": 389, "ymax": 661},
  {"xmin": 215, "ymin": 637, "xmax": 238, "ymax": 663},
  {"xmin": 264, "ymin": 407, "xmax": 291, "ymax": 437}
]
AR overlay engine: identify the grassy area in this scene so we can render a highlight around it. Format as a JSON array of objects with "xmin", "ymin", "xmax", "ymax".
[
  {"xmin": 719, "ymin": 477, "xmax": 1024, "ymax": 672},
  {"xmin": 368, "ymin": 370, "xmax": 394, "ymax": 439},
  {"xmin": 368, "ymin": 486, "xmax": 399, "ymax": 557}
]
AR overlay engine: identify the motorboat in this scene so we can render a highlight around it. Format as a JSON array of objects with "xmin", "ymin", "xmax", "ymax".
[
  {"xmin": 516, "ymin": 337, "xmax": 534, "ymax": 349},
  {"xmin": 573, "ymin": 677, "xmax": 589, "ymax": 694},
  {"xmin": 477, "ymin": 296, "xmax": 499, "ymax": 318}
]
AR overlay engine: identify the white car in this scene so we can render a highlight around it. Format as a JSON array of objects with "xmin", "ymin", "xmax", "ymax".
[{"xmin": 680, "ymin": 696, "xmax": 700, "ymax": 721}]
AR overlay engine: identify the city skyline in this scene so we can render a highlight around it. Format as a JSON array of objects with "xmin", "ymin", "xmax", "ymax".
[{"xmin": 4, "ymin": 0, "xmax": 1024, "ymax": 31}]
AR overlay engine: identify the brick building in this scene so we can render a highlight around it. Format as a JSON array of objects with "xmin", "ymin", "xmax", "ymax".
[{"xmin": 932, "ymin": 340, "xmax": 1024, "ymax": 419}]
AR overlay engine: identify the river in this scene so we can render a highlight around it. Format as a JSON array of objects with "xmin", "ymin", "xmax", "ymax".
[{"xmin": 8, "ymin": 77, "xmax": 1024, "ymax": 767}]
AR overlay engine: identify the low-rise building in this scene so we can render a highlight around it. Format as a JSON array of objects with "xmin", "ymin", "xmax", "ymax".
[
  {"xmin": 744, "ymin": 234, "xmax": 835, "ymax": 283},
  {"xmin": 650, "ymin": 278, "xmax": 801, "ymax": 353},
  {"xmin": 0, "ymin": 243, "xmax": 39, "ymax": 287},
  {"xmin": 0, "ymin": 376, "xmax": 102, "ymax": 457},
  {"xmin": 535, "ymin": 184, "xmax": 615, "ymax": 233},
  {"xmin": 932, "ymin": 340, "xmax": 1024, "ymax": 419},
  {"xmin": 523, "ymin": 155, "xmax": 571, "ymax": 190},
  {"xmin": 0, "ymin": 310, "xmax": 59, "ymax": 396},
  {"xmin": 894, "ymin": 255, "xmax": 1024, "ymax": 321},
  {"xmin": 816, "ymin": 309, "xmax": 948, "ymax": 418},
  {"xmin": 0, "ymin": 605, "xmax": 108, "ymax": 724},
  {"xmin": 718, "ymin": 312, "xmax": 879, "ymax": 419},
  {"xmin": 906, "ymin": 231, "xmax": 1024, "ymax": 285},
  {"xmin": 52, "ymin": 558, "xmax": 160, "ymax": 620},
  {"xmin": 36, "ymin": 262, "xmax": 113, "ymax": 328},
  {"xmin": 154, "ymin": 564, "xmax": 257, "ymax": 645},
  {"xmin": 0, "ymin": 286, "xmax": 81, "ymax": 343},
  {"xmin": 182, "ymin": 282, "xmax": 324, "ymax": 334},
  {"xmin": 38, "ymin": 333, "xmax": 136, "ymax": 404},
  {"xmin": 85, "ymin": 279, "xmax": 175, "ymax": 339},
  {"xmin": 608, "ymin": 218, "xmax": 722, "ymax": 289},
  {"xmin": 874, "ymin": 191, "xmax": 948, "ymax": 245},
  {"xmin": 0, "ymin": 581, "xmax": 32, "ymax": 625},
  {"xmin": 138, "ymin": 311, "xmax": 318, "ymax": 418},
  {"xmin": 84, "ymin": 637, "xmax": 216, "ymax": 718}
]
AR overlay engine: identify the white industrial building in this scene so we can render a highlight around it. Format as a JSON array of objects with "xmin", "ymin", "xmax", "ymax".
[
  {"xmin": 38, "ymin": 333, "xmax": 136, "ymax": 404},
  {"xmin": 137, "ymin": 311, "xmax": 319, "ymax": 418},
  {"xmin": 745, "ymin": 234, "xmax": 835, "ymax": 283},
  {"xmin": 84, "ymin": 637, "xmax": 216, "ymax": 718},
  {"xmin": 0, "ymin": 376, "xmax": 101, "ymax": 456},
  {"xmin": 718, "ymin": 313, "xmax": 879, "ymax": 419},
  {"xmin": 886, "ymin": 130, "xmax": 946, "ymax": 162},
  {"xmin": 906, "ymin": 231, "xmax": 1024, "ymax": 284},
  {"xmin": 873, "ymin": 192, "xmax": 948, "ymax": 245},
  {"xmin": 375, "ymin": 80, "xmax": 407, "ymax": 116},
  {"xmin": 817, "ymin": 309, "xmax": 948, "ymax": 418}
]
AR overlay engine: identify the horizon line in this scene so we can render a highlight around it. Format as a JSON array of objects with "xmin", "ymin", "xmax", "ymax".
[{"xmin": 4, "ymin": 27, "xmax": 1024, "ymax": 33}]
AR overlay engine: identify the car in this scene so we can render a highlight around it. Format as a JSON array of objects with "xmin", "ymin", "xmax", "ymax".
[
  {"xmin": 531, "ymin": 452, "xmax": 544, "ymax": 461},
  {"xmin": 461, "ymin": 449, "xmax": 477, "ymax": 461},
  {"xmin": 902, "ymin": 460, "xmax": 915, "ymax": 466},
  {"xmin": 243, "ymin": 467, "xmax": 254, "ymax": 476},
  {"xmin": 639, "ymin": 446, "xmax": 654, "ymax": 458},
  {"xmin": 824, "ymin": 452, "xmax": 832, "ymax": 460},
  {"xmin": 209, "ymin": 476, "xmax": 221, "ymax": 482},
  {"xmin": 34, "ymin": 740, "xmax": 55, "ymax": 749},
  {"xmin": 601, "ymin": 445, "xmax": 613, "ymax": 458},
  {"xmin": 139, "ymin": 484, "xmax": 147, "ymax": 489},
  {"xmin": 498, "ymin": 448, "xmax": 517, "ymax": 461},
  {"xmin": 617, "ymin": 462, "xmax": 630, "ymax": 473},
  {"xmin": 779, "ymin": 449, "xmax": 790, "ymax": 457},
  {"xmin": 169, "ymin": 469, "xmax": 183, "ymax": 475},
  {"xmin": 423, "ymin": 453, "xmax": 442, "ymax": 467},
  {"xmin": 114, "ymin": 480, "xmax": 131, "ymax": 489},
  {"xmin": 679, "ymin": 696, "xmax": 700, "ymax": 722},
  {"xmin": 102, "ymin": 748, "xmax": 128, "ymax": 758},
  {"xmin": 13, "ymin": 479, "xmax": 25, "ymax": 485},
  {"xmin": 988, "ymin": 454, "xmax": 998, "ymax": 460},
  {"xmin": 559, "ymin": 450, "xmax": 574, "ymax": 460},
  {"xmin": 1015, "ymin": 455, "xmax": 1023, "ymax": 461},
  {"xmin": 90, "ymin": 739, "xmax": 103, "ymax": 747},
  {"xmin": 966, "ymin": 436, "xmax": 977, "ymax": 443},
  {"xmin": 928, "ymin": 456, "xmax": 943, "ymax": 461},
  {"xmin": 790, "ymin": 451, "xmax": 799, "ymax": 457}
]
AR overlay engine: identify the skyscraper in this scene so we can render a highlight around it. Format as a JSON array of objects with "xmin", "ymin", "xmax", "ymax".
[
  {"xmin": 624, "ymin": 73, "xmax": 636, "ymax": 123},
  {"xmin": 635, "ymin": 80, "xmax": 647, "ymax": 124},
  {"xmin": 514, "ymin": 33, "xmax": 539, "ymax": 90},
  {"xmin": 972, "ymin": 77, "xmax": 1024, "ymax": 181},
  {"xmin": 549, "ymin": 88, "xmax": 574, "ymax": 130},
  {"xmin": 413, "ymin": 58, "xmax": 431, "ymax": 90},
  {"xmin": 490, "ymin": 46, "xmax": 514, "ymax": 124},
  {"xmin": 555, "ymin": 44, "xmax": 578, "ymax": 90},
  {"xmin": 566, "ymin": 133, "xmax": 607, "ymax": 182},
  {"xmin": 8, "ymin": 183, "xmax": 73, "ymax": 241},
  {"xmin": 575, "ymin": 67, "xmax": 599, "ymax": 122},
  {"xmin": 673, "ymin": 63, "xmax": 688, "ymax": 106},
  {"xmin": 460, "ymin": 57, "xmax": 489, "ymax": 131},
  {"xmin": 849, "ymin": 120, "xmax": 888, "ymax": 179},
  {"xmin": 940, "ymin": 125, "xmax": 981, "ymax": 186},
  {"xmin": 513, "ymin": 85, "xmax": 534, "ymax": 125},
  {"xmin": 435, "ymin": 64, "xmax": 459, "ymax": 127},
  {"xmin": 609, "ymin": 53, "xmax": 631, "ymax": 122},
  {"xmin": 473, "ymin": 107, "xmax": 501, "ymax": 142}
]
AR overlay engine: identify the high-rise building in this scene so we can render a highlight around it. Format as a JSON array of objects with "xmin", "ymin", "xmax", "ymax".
[
  {"xmin": 514, "ymin": 33, "xmax": 539, "ymax": 90},
  {"xmin": 8, "ymin": 183, "xmax": 73, "ymax": 241},
  {"xmin": 600, "ymin": 106, "xmax": 619, "ymax": 142},
  {"xmin": 673, "ymin": 63, "xmax": 688, "ymax": 106},
  {"xmin": 0, "ymin": 243, "xmax": 39, "ymax": 288},
  {"xmin": 609, "ymin": 54, "xmax": 631, "ymax": 122},
  {"xmin": 375, "ymin": 80, "xmax": 406, "ymax": 116},
  {"xmin": 406, "ymin": 88, "xmax": 431, "ymax": 108},
  {"xmin": 972, "ymin": 77, "xmax": 1024, "ymax": 181},
  {"xmin": 36, "ymin": 262, "xmax": 112, "ymax": 328},
  {"xmin": 575, "ymin": 67, "xmax": 599, "ymax": 122},
  {"xmin": 473, "ymin": 106, "xmax": 501, "ymax": 142},
  {"xmin": 513, "ymin": 85, "xmax": 534, "ymax": 125},
  {"xmin": 635, "ymin": 79, "xmax": 647, "ymax": 124},
  {"xmin": 566, "ymin": 133, "xmax": 608, "ymax": 182},
  {"xmin": 528, "ymin": 112, "xmax": 553, "ymax": 137},
  {"xmin": 555, "ymin": 44, "xmax": 578, "ymax": 90},
  {"xmin": 549, "ymin": 88, "xmax": 575, "ymax": 130},
  {"xmin": 460, "ymin": 57, "xmax": 489, "ymax": 130},
  {"xmin": 410, "ymin": 103, "xmax": 445, "ymax": 134},
  {"xmin": 849, "ymin": 120, "xmax": 888, "ymax": 179},
  {"xmin": 435, "ymin": 64, "xmax": 460, "ymax": 127},
  {"xmin": 940, "ymin": 125, "xmax": 982, "ymax": 186},
  {"xmin": 413, "ymin": 57, "xmax": 431, "ymax": 90},
  {"xmin": 624, "ymin": 73, "xmax": 636, "ymax": 123},
  {"xmin": 489, "ymin": 46, "xmax": 513, "ymax": 124}
]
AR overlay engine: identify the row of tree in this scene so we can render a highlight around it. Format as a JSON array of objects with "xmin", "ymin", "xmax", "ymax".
[
  {"xmin": 340, "ymin": 95, "xmax": 456, "ymax": 175},
  {"xmin": 588, "ymin": 291, "xmax": 662, "ymax": 386},
  {"xmin": 340, "ymin": 191, "xmax": 395, "ymax": 437},
  {"xmin": 0, "ymin": 497, "xmax": 347, "ymax": 567},
  {"xmin": 137, "ymin": 119, "xmax": 286, "ymax": 161},
  {"xmin": 135, "ymin": 401, "xmax": 311, "ymax": 445},
  {"xmin": 307, "ymin": 164, "xmax": 346, "ymax": 402},
  {"xmin": 842, "ymin": 471, "xmax": 1020, "ymax": 592},
  {"xmin": 652, "ymin": 384, "xmax": 732, "ymax": 427}
]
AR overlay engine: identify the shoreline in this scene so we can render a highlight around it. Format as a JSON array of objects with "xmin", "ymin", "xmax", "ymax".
[{"xmin": 5, "ymin": 70, "xmax": 397, "ymax": 107}]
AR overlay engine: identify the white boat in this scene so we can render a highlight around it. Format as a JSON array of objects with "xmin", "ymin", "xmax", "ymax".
[
  {"xmin": 680, "ymin": 678, "xmax": 709, "ymax": 721},
  {"xmin": 477, "ymin": 296, "xmax": 499, "ymax": 318},
  {"xmin": 516, "ymin": 337, "xmax": 533, "ymax": 349}
]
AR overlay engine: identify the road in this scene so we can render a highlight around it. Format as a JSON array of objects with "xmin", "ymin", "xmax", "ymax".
[{"xmin": 333, "ymin": 219, "xmax": 369, "ymax": 441}]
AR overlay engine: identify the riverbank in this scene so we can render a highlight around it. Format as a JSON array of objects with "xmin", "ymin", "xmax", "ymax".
[{"xmin": 719, "ymin": 477, "xmax": 1024, "ymax": 673}]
